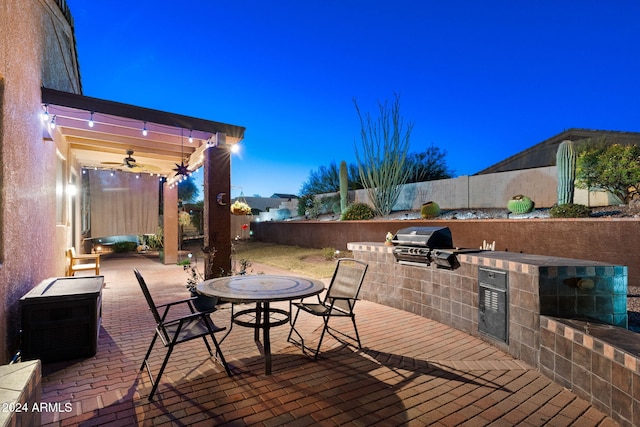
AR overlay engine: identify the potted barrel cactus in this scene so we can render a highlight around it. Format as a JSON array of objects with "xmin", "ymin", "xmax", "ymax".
[
  {"xmin": 420, "ymin": 201, "xmax": 440, "ymax": 218},
  {"xmin": 507, "ymin": 195, "xmax": 534, "ymax": 214}
]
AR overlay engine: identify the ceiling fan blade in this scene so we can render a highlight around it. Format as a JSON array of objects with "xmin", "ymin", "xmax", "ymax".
[{"xmin": 138, "ymin": 163, "xmax": 162, "ymax": 172}]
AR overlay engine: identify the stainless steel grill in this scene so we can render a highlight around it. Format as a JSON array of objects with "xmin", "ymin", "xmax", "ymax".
[{"xmin": 392, "ymin": 226, "xmax": 459, "ymax": 269}]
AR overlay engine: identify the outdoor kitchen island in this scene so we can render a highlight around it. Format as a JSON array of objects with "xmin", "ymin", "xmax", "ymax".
[{"xmin": 347, "ymin": 240, "xmax": 637, "ymax": 423}]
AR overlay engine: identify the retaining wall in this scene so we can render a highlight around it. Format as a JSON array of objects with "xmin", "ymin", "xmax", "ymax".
[{"xmin": 251, "ymin": 218, "xmax": 640, "ymax": 286}]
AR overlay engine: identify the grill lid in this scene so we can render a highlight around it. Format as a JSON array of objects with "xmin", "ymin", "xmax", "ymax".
[{"xmin": 392, "ymin": 226, "xmax": 453, "ymax": 248}]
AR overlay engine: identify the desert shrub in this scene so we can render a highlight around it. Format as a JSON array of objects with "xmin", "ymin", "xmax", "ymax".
[
  {"xmin": 318, "ymin": 194, "xmax": 340, "ymax": 215},
  {"xmin": 321, "ymin": 247, "xmax": 337, "ymax": 260},
  {"xmin": 340, "ymin": 202, "xmax": 375, "ymax": 220},
  {"xmin": 273, "ymin": 208, "xmax": 291, "ymax": 221},
  {"xmin": 549, "ymin": 203, "xmax": 591, "ymax": 218},
  {"xmin": 297, "ymin": 194, "xmax": 314, "ymax": 216}
]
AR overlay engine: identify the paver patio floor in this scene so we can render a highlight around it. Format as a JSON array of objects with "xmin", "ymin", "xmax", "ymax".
[{"xmin": 38, "ymin": 253, "xmax": 619, "ymax": 426}]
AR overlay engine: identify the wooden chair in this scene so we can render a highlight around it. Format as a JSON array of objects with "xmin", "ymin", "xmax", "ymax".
[{"xmin": 66, "ymin": 247, "xmax": 100, "ymax": 276}]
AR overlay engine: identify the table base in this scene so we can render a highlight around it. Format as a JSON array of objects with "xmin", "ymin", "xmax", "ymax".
[{"xmin": 221, "ymin": 302, "xmax": 291, "ymax": 375}]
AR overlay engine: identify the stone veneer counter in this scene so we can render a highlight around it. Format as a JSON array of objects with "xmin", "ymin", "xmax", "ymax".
[
  {"xmin": 347, "ymin": 242, "xmax": 634, "ymax": 425},
  {"xmin": 347, "ymin": 242, "xmax": 628, "ymax": 364}
]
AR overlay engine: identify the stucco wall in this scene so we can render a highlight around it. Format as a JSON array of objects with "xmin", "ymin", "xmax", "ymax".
[
  {"xmin": 352, "ymin": 166, "xmax": 613, "ymax": 211},
  {"xmin": 0, "ymin": 0, "xmax": 80, "ymax": 363}
]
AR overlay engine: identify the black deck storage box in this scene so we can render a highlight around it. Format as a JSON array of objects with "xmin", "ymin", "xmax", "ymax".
[{"xmin": 20, "ymin": 276, "xmax": 103, "ymax": 362}]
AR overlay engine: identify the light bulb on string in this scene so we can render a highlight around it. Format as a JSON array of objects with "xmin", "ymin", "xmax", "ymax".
[
  {"xmin": 142, "ymin": 122, "xmax": 148, "ymax": 136},
  {"xmin": 49, "ymin": 115, "xmax": 57, "ymax": 129},
  {"xmin": 188, "ymin": 130, "xmax": 193, "ymax": 143},
  {"xmin": 88, "ymin": 112, "xmax": 95, "ymax": 128},
  {"xmin": 41, "ymin": 104, "xmax": 49, "ymax": 122}
]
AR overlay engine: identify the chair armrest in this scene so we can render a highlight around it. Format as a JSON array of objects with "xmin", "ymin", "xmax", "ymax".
[
  {"xmin": 157, "ymin": 296, "xmax": 199, "ymax": 320},
  {"xmin": 163, "ymin": 312, "xmax": 227, "ymax": 333},
  {"xmin": 72, "ymin": 253, "xmax": 100, "ymax": 261},
  {"xmin": 328, "ymin": 296, "xmax": 357, "ymax": 301},
  {"xmin": 156, "ymin": 297, "xmax": 196, "ymax": 309}
]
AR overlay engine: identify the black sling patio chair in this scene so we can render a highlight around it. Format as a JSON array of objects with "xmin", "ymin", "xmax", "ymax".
[
  {"xmin": 134, "ymin": 269, "xmax": 231, "ymax": 400},
  {"xmin": 287, "ymin": 258, "xmax": 368, "ymax": 359}
]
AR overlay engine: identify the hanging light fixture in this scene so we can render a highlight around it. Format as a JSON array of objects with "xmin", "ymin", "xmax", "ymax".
[
  {"xmin": 88, "ymin": 112, "xmax": 95, "ymax": 128},
  {"xmin": 49, "ymin": 115, "xmax": 57, "ymax": 129},
  {"xmin": 172, "ymin": 129, "xmax": 190, "ymax": 179},
  {"xmin": 188, "ymin": 130, "xmax": 193, "ymax": 143},
  {"xmin": 142, "ymin": 122, "xmax": 148, "ymax": 136}
]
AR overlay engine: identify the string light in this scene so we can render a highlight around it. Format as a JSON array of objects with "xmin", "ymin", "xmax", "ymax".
[
  {"xmin": 41, "ymin": 104, "xmax": 50, "ymax": 122},
  {"xmin": 39, "ymin": 104, "xmax": 240, "ymax": 183}
]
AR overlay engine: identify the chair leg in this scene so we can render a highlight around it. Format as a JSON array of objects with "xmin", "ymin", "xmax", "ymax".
[
  {"xmin": 148, "ymin": 346, "xmax": 174, "ymax": 400},
  {"xmin": 350, "ymin": 315, "xmax": 362, "ymax": 349},
  {"xmin": 287, "ymin": 304, "xmax": 313, "ymax": 357},
  {"xmin": 208, "ymin": 333, "xmax": 232, "ymax": 377},
  {"xmin": 140, "ymin": 333, "xmax": 159, "ymax": 372},
  {"xmin": 313, "ymin": 315, "xmax": 331, "ymax": 360},
  {"xmin": 201, "ymin": 335, "xmax": 214, "ymax": 356},
  {"xmin": 287, "ymin": 303, "xmax": 302, "ymax": 343},
  {"xmin": 324, "ymin": 314, "xmax": 362, "ymax": 350}
]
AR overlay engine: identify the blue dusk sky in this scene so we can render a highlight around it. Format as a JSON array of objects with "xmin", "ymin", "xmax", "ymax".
[{"xmin": 65, "ymin": 1, "xmax": 640, "ymax": 198}]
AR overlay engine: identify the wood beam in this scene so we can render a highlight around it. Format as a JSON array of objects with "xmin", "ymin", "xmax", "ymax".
[{"xmin": 203, "ymin": 139, "xmax": 231, "ymax": 277}]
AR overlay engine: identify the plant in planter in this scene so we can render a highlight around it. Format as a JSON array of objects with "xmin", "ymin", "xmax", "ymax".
[
  {"xmin": 230, "ymin": 200, "xmax": 252, "ymax": 215},
  {"xmin": 179, "ymin": 253, "xmax": 218, "ymax": 312}
]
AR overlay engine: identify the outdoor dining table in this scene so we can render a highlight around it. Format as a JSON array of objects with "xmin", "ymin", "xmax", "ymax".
[{"xmin": 197, "ymin": 274, "xmax": 325, "ymax": 375}]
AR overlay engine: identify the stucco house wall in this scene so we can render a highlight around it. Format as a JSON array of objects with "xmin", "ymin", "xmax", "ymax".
[{"xmin": 0, "ymin": 0, "xmax": 80, "ymax": 363}]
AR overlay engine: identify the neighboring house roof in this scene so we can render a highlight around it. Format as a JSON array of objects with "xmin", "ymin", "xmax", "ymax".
[
  {"xmin": 271, "ymin": 193, "xmax": 298, "ymax": 199},
  {"xmin": 476, "ymin": 128, "xmax": 640, "ymax": 175}
]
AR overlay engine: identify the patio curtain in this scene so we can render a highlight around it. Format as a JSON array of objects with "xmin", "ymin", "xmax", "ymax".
[{"xmin": 88, "ymin": 170, "xmax": 159, "ymax": 237}]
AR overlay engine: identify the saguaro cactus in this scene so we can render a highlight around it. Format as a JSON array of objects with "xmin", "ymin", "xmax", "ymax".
[
  {"xmin": 556, "ymin": 140, "xmax": 576, "ymax": 205},
  {"xmin": 339, "ymin": 160, "xmax": 348, "ymax": 214}
]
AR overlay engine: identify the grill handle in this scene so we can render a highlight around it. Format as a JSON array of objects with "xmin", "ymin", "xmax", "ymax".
[{"xmin": 391, "ymin": 239, "xmax": 429, "ymax": 246}]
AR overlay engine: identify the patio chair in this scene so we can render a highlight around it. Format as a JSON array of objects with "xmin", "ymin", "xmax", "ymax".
[
  {"xmin": 66, "ymin": 247, "xmax": 100, "ymax": 276},
  {"xmin": 288, "ymin": 258, "xmax": 368, "ymax": 359},
  {"xmin": 134, "ymin": 269, "xmax": 231, "ymax": 400}
]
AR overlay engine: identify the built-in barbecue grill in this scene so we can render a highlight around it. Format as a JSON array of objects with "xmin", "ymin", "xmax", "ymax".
[{"xmin": 392, "ymin": 226, "xmax": 459, "ymax": 269}]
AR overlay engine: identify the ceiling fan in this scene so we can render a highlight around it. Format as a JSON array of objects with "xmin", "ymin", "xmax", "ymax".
[{"xmin": 101, "ymin": 149, "xmax": 161, "ymax": 173}]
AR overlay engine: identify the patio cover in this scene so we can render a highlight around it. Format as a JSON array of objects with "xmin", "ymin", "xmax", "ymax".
[{"xmin": 41, "ymin": 87, "xmax": 245, "ymax": 182}]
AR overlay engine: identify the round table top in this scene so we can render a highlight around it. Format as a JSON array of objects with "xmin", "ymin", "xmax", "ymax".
[{"xmin": 197, "ymin": 274, "xmax": 325, "ymax": 303}]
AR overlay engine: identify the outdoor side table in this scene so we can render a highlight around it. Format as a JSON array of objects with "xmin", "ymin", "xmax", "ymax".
[
  {"xmin": 20, "ymin": 276, "xmax": 104, "ymax": 362},
  {"xmin": 198, "ymin": 274, "xmax": 325, "ymax": 375}
]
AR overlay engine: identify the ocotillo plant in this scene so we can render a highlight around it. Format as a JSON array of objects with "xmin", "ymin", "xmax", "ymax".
[
  {"xmin": 354, "ymin": 93, "xmax": 413, "ymax": 216},
  {"xmin": 556, "ymin": 140, "xmax": 576, "ymax": 205}
]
